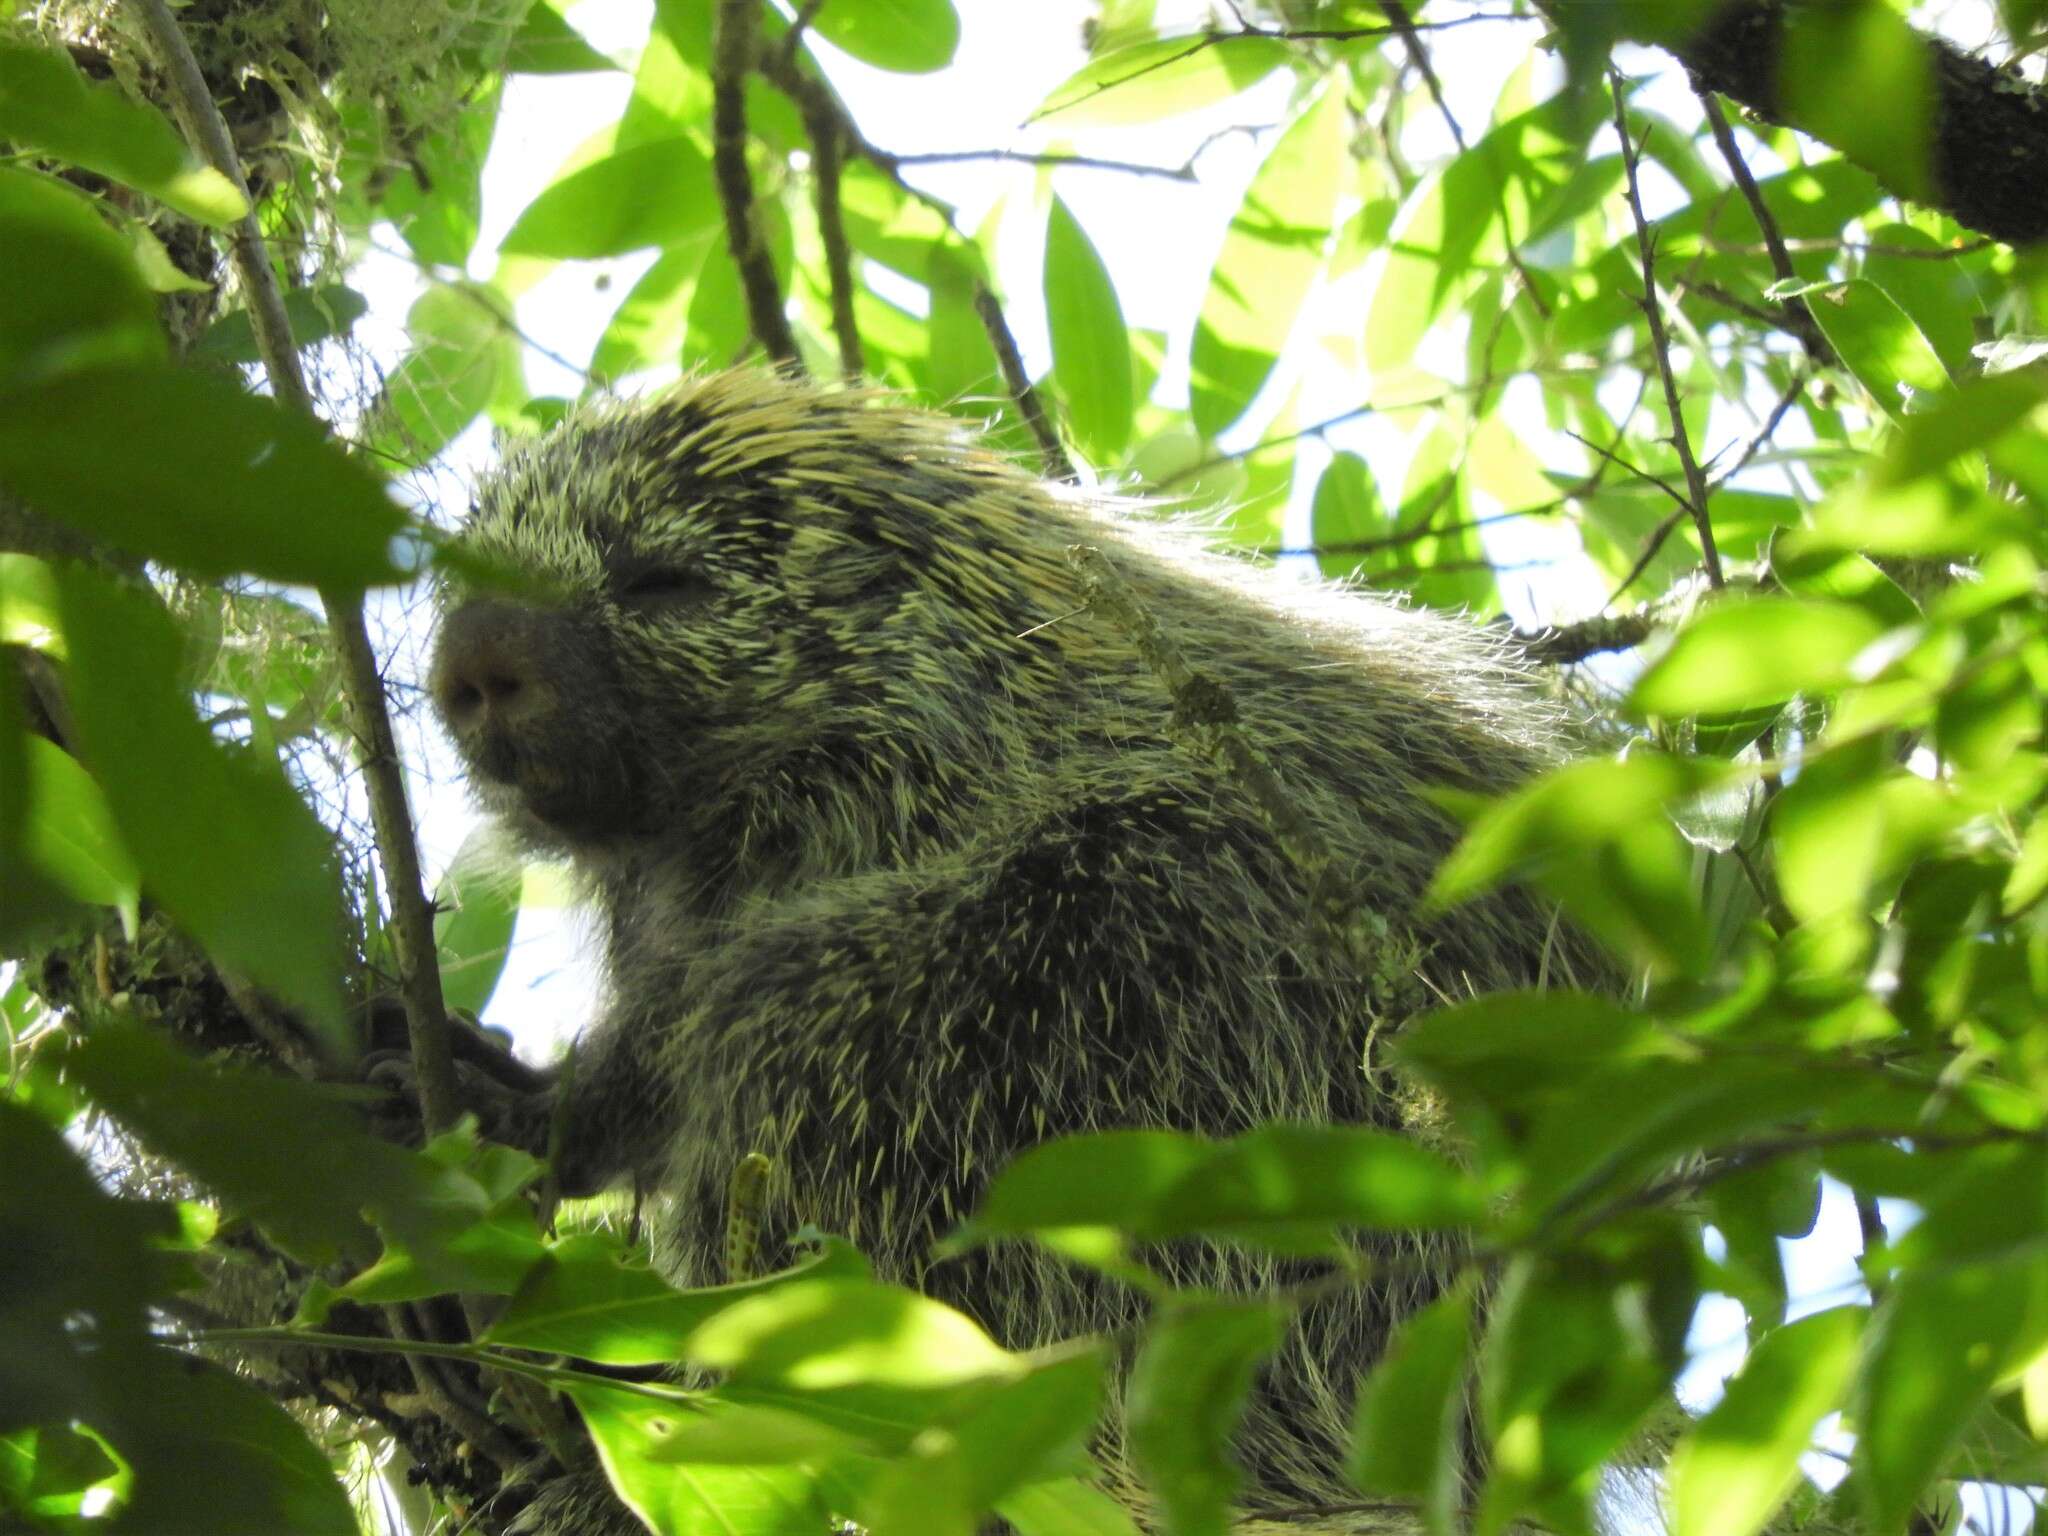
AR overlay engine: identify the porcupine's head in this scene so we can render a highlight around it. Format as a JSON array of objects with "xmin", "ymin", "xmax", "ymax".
[{"xmin": 429, "ymin": 370, "xmax": 1072, "ymax": 885}]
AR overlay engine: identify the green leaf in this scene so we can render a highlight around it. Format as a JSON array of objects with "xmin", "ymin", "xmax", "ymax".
[
  {"xmin": 500, "ymin": 136, "xmax": 718, "ymax": 257},
  {"xmin": 1032, "ymin": 34, "xmax": 1289, "ymax": 126},
  {"xmin": 1310, "ymin": 451, "xmax": 1389, "ymax": 583},
  {"xmin": 807, "ymin": 0, "xmax": 960, "ymax": 74},
  {"xmin": 1143, "ymin": 1123, "xmax": 1487, "ymax": 1243},
  {"xmin": 507, "ymin": 0, "xmax": 618, "ymax": 72},
  {"xmin": 1430, "ymin": 753, "xmax": 1718, "ymax": 907},
  {"xmin": 997, "ymin": 1477, "xmax": 1145, "ymax": 1536},
  {"xmin": 368, "ymin": 283, "xmax": 519, "ymax": 466},
  {"xmin": 0, "ymin": 368, "xmax": 419, "ymax": 588},
  {"xmin": 0, "ymin": 1424, "xmax": 118, "ymax": 1517},
  {"xmin": 862, "ymin": 1349, "xmax": 1107, "ymax": 1536},
  {"xmin": 1805, "ymin": 279, "xmax": 1951, "ymax": 425},
  {"xmin": 592, "ymin": 236, "xmax": 709, "ymax": 381},
  {"xmin": 1877, "ymin": 368, "xmax": 2048, "ymax": 485},
  {"xmin": 1349, "ymin": 1283, "xmax": 1473, "ymax": 1529},
  {"xmin": 566, "ymin": 1385, "xmax": 831, "ymax": 1536},
  {"xmin": 964, "ymin": 1129, "xmax": 1215, "ymax": 1240},
  {"xmin": 10, "ymin": 734, "xmax": 139, "ymax": 928},
  {"xmin": 64, "ymin": 1027, "xmax": 394, "ymax": 1264},
  {"xmin": 0, "ymin": 40, "xmax": 245, "ymax": 225},
  {"xmin": 688, "ymin": 1278, "xmax": 1020, "ymax": 1389},
  {"xmin": 487, "ymin": 1234, "xmax": 864, "ymax": 1364},
  {"xmin": 1479, "ymin": 1229, "xmax": 1694, "ymax": 1533},
  {"xmin": 1668, "ymin": 1307, "xmax": 1864, "ymax": 1536},
  {"xmin": 1630, "ymin": 598, "xmax": 1889, "ymax": 716},
  {"xmin": 433, "ymin": 827, "xmax": 522, "ymax": 1018},
  {"xmin": 1854, "ymin": 1262, "xmax": 2035, "ymax": 1533},
  {"xmin": 376, "ymin": 84, "xmax": 500, "ymax": 267},
  {"xmin": 1044, "ymin": 196, "xmax": 1133, "ymax": 462},
  {"xmin": 1394, "ymin": 990, "xmax": 1670, "ymax": 1104},
  {"xmin": 1127, "ymin": 1300, "xmax": 1288, "ymax": 1536},
  {"xmin": 52, "ymin": 575, "xmax": 348, "ymax": 1039},
  {"xmin": 190, "ymin": 284, "xmax": 370, "ymax": 366},
  {"xmin": 102, "ymin": 1349, "xmax": 358, "ymax": 1535},
  {"xmin": 1781, "ymin": 2, "xmax": 1933, "ymax": 204},
  {"xmin": 0, "ymin": 168, "xmax": 163, "ymax": 383},
  {"xmin": 1189, "ymin": 85, "xmax": 1345, "ymax": 437},
  {"xmin": 1429, "ymin": 754, "xmax": 1715, "ymax": 976}
]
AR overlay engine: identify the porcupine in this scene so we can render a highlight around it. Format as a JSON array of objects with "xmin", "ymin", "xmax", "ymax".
[{"xmin": 425, "ymin": 368, "xmax": 1613, "ymax": 1531}]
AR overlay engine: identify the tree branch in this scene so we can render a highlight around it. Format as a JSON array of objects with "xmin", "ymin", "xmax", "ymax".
[
  {"xmin": 712, "ymin": 0, "xmax": 801, "ymax": 367},
  {"xmin": 1616, "ymin": 0, "xmax": 2048, "ymax": 246},
  {"xmin": 127, "ymin": 0, "xmax": 460, "ymax": 1129},
  {"xmin": 973, "ymin": 286, "xmax": 1075, "ymax": 481},
  {"xmin": 1611, "ymin": 74, "xmax": 1725, "ymax": 589}
]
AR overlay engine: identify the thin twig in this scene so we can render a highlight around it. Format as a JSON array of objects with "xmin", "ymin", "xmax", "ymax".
[
  {"xmin": 1606, "ymin": 507, "xmax": 1689, "ymax": 608},
  {"xmin": 804, "ymin": 105, "xmax": 863, "ymax": 378},
  {"xmin": 1611, "ymin": 72, "xmax": 1724, "ymax": 588},
  {"xmin": 1564, "ymin": 427, "xmax": 1691, "ymax": 513},
  {"xmin": 887, "ymin": 147, "xmax": 1196, "ymax": 180},
  {"xmin": 1710, "ymin": 368, "xmax": 1811, "ymax": 490},
  {"xmin": 1697, "ymin": 91, "xmax": 1835, "ymax": 365},
  {"xmin": 973, "ymin": 286, "xmax": 1075, "ymax": 480},
  {"xmin": 771, "ymin": 0, "xmax": 830, "ymax": 74},
  {"xmin": 127, "ymin": 0, "xmax": 461, "ymax": 1128},
  {"xmin": 711, "ymin": 0, "xmax": 801, "ymax": 367}
]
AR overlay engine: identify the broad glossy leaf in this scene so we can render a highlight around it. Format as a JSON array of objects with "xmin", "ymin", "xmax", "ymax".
[
  {"xmin": 861, "ymin": 1349, "xmax": 1106, "ymax": 1536},
  {"xmin": 53, "ymin": 576, "xmax": 348, "ymax": 1038},
  {"xmin": 689, "ymin": 1278, "xmax": 1019, "ymax": 1389},
  {"xmin": 1479, "ymin": 1230, "xmax": 1694, "ymax": 1532},
  {"xmin": 997, "ymin": 1478, "xmax": 1145, "ymax": 1536},
  {"xmin": 488, "ymin": 1234, "xmax": 865, "ymax": 1364},
  {"xmin": 1127, "ymin": 1300, "xmax": 1287, "ymax": 1536},
  {"xmin": 508, "ymin": 0, "xmax": 618, "ymax": 73},
  {"xmin": 1044, "ymin": 196, "xmax": 1133, "ymax": 462},
  {"xmin": 1143, "ymin": 1124, "xmax": 1486, "ymax": 1241},
  {"xmin": 368, "ymin": 283, "xmax": 519, "ymax": 466},
  {"xmin": 1781, "ymin": 4, "xmax": 1933, "ymax": 203},
  {"xmin": 808, "ymin": 0, "xmax": 960, "ymax": 73},
  {"xmin": 965, "ymin": 1130, "xmax": 1215, "ymax": 1238},
  {"xmin": 1349, "ymin": 1283, "xmax": 1473, "ymax": 1529},
  {"xmin": 1430, "ymin": 753, "xmax": 1720, "ymax": 906},
  {"xmin": 433, "ymin": 826, "xmax": 522, "ymax": 1018},
  {"xmin": 11, "ymin": 735, "xmax": 139, "ymax": 927},
  {"xmin": 0, "ymin": 40, "xmax": 244, "ymax": 224},
  {"xmin": 0, "ymin": 368, "xmax": 418, "ymax": 587},
  {"xmin": 1630, "ymin": 598, "xmax": 1889, "ymax": 716},
  {"xmin": 1032, "ymin": 34, "xmax": 1288, "ymax": 126},
  {"xmin": 191, "ymin": 284, "xmax": 369, "ymax": 366},
  {"xmin": 1854, "ymin": 1261, "xmax": 2036, "ymax": 1534},
  {"xmin": 1877, "ymin": 367, "xmax": 2048, "ymax": 484},
  {"xmin": 1806, "ymin": 279, "xmax": 1950, "ymax": 425},
  {"xmin": 1189, "ymin": 85, "xmax": 1345, "ymax": 437},
  {"xmin": 568, "ymin": 1385, "xmax": 829, "ymax": 1536},
  {"xmin": 0, "ymin": 169, "xmax": 162, "ymax": 382},
  {"xmin": 592, "ymin": 239, "xmax": 708, "ymax": 381},
  {"xmin": 500, "ymin": 136, "xmax": 718, "ymax": 257},
  {"xmin": 1669, "ymin": 1307, "xmax": 1864, "ymax": 1536},
  {"xmin": 1310, "ymin": 451, "xmax": 1388, "ymax": 583}
]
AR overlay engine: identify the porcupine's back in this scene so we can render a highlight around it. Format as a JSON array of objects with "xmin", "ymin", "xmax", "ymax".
[{"xmin": 437, "ymin": 370, "xmax": 1614, "ymax": 1531}]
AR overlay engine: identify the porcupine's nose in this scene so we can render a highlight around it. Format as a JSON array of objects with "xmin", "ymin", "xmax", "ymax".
[{"xmin": 429, "ymin": 600, "xmax": 556, "ymax": 737}]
